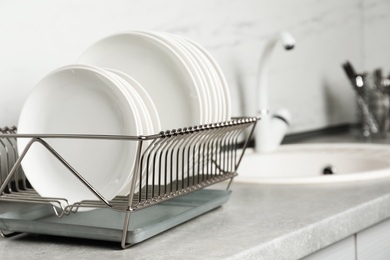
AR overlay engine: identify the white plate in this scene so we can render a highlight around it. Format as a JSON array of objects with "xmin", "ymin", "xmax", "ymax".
[
  {"xmin": 165, "ymin": 33, "xmax": 224, "ymax": 123},
  {"xmin": 77, "ymin": 32, "xmax": 204, "ymax": 130},
  {"xmin": 107, "ymin": 69, "xmax": 160, "ymax": 134},
  {"xmin": 106, "ymin": 70, "xmax": 151, "ymax": 136},
  {"xmin": 105, "ymin": 70, "xmax": 151, "ymax": 195},
  {"xmin": 137, "ymin": 31, "xmax": 212, "ymax": 124},
  {"xmin": 183, "ymin": 36, "xmax": 231, "ymax": 121},
  {"xmin": 17, "ymin": 64, "xmax": 141, "ymax": 208}
]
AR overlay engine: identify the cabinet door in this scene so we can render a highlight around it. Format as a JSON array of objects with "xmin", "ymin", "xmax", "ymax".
[
  {"xmin": 302, "ymin": 236, "xmax": 356, "ymax": 260},
  {"xmin": 357, "ymin": 218, "xmax": 390, "ymax": 260}
]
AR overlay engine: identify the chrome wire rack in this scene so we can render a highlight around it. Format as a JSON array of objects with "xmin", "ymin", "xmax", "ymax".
[{"xmin": 0, "ymin": 117, "xmax": 256, "ymax": 248}]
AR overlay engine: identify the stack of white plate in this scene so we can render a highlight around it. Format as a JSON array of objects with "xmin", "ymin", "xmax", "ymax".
[
  {"xmin": 77, "ymin": 31, "xmax": 231, "ymax": 129},
  {"xmin": 17, "ymin": 64, "xmax": 157, "ymax": 207},
  {"xmin": 17, "ymin": 31, "xmax": 231, "ymax": 208}
]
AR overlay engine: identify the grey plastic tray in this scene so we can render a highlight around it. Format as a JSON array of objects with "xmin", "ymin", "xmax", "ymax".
[{"xmin": 0, "ymin": 189, "xmax": 230, "ymax": 245}]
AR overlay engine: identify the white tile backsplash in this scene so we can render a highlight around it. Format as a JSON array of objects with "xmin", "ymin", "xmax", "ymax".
[
  {"xmin": 364, "ymin": 0, "xmax": 390, "ymax": 71},
  {"xmin": 0, "ymin": 0, "xmax": 387, "ymax": 133}
]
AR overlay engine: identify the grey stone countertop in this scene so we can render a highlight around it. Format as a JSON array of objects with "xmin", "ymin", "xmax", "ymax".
[{"xmin": 1, "ymin": 127, "xmax": 390, "ymax": 259}]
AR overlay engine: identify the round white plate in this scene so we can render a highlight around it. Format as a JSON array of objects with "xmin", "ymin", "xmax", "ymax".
[
  {"xmin": 137, "ymin": 31, "xmax": 212, "ymax": 124},
  {"xmin": 17, "ymin": 64, "xmax": 141, "ymax": 208},
  {"xmin": 166, "ymin": 33, "xmax": 224, "ymax": 123},
  {"xmin": 105, "ymin": 70, "xmax": 152, "ymax": 195},
  {"xmin": 183, "ymin": 36, "xmax": 232, "ymax": 121},
  {"xmin": 106, "ymin": 70, "xmax": 151, "ymax": 136},
  {"xmin": 107, "ymin": 69, "xmax": 161, "ymax": 134},
  {"xmin": 77, "ymin": 32, "xmax": 204, "ymax": 130}
]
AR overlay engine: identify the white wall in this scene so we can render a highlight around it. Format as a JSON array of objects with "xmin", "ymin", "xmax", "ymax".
[{"xmin": 0, "ymin": 0, "xmax": 388, "ymax": 133}]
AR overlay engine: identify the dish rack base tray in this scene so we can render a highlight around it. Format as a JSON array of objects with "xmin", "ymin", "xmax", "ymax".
[{"xmin": 0, "ymin": 189, "xmax": 230, "ymax": 245}]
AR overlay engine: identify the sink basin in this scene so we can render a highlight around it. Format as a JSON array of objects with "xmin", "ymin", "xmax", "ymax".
[{"xmin": 236, "ymin": 143, "xmax": 390, "ymax": 184}]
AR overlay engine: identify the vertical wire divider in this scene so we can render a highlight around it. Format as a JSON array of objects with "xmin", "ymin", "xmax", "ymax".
[
  {"xmin": 144, "ymin": 137, "xmax": 165, "ymax": 202},
  {"xmin": 198, "ymin": 125, "xmax": 210, "ymax": 184},
  {"xmin": 0, "ymin": 130, "xmax": 21, "ymax": 239},
  {"xmin": 121, "ymin": 136, "xmax": 144, "ymax": 249},
  {"xmin": 190, "ymin": 127, "xmax": 201, "ymax": 187},
  {"xmin": 181, "ymin": 130, "xmax": 194, "ymax": 187},
  {"xmin": 204, "ymin": 125, "xmax": 213, "ymax": 183},
  {"xmin": 212, "ymin": 125, "xmax": 225, "ymax": 180},
  {"xmin": 2, "ymin": 127, "xmax": 26, "ymax": 192},
  {"xmin": 198, "ymin": 126, "xmax": 207, "ymax": 185},
  {"xmin": 210, "ymin": 124, "xmax": 224, "ymax": 180},
  {"xmin": 171, "ymin": 129, "xmax": 189, "ymax": 194},
  {"xmin": 176, "ymin": 129, "xmax": 184, "ymax": 189},
  {"xmin": 188, "ymin": 126, "xmax": 202, "ymax": 188},
  {"xmin": 178, "ymin": 129, "xmax": 193, "ymax": 191},
  {"xmin": 136, "ymin": 131, "xmax": 178, "ymax": 207},
  {"xmin": 0, "ymin": 135, "xmax": 11, "ymax": 193},
  {"xmin": 166, "ymin": 129, "xmax": 182, "ymax": 193},
  {"xmin": 0, "ymin": 117, "xmax": 257, "ymax": 247},
  {"xmin": 0, "ymin": 137, "xmax": 6, "ymax": 193},
  {"xmin": 152, "ymin": 135, "xmax": 168, "ymax": 199},
  {"xmin": 158, "ymin": 131, "xmax": 175, "ymax": 197},
  {"xmin": 205, "ymin": 124, "xmax": 221, "ymax": 183},
  {"xmin": 235, "ymin": 118, "xmax": 257, "ymax": 170},
  {"xmin": 0, "ymin": 137, "xmax": 36, "ymax": 196},
  {"xmin": 137, "ymin": 137, "xmax": 159, "ymax": 204},
  {"xmin": 190, "ymin": 125, "xmax": 209, "ymax": 188},
  {"xmin": 221, "ymin": 122, "xmax": 235, "ymax": 175},
  {"xmin": 2, "ymin": 128, "xmax": 19, "ymax": 192},
  {"xmin": 163, "ymin": 130, "xmax": 183, "ymax": 195},
  {"xmin": 214, "ymin": 122, "xmax": 233, "ymax": 176},
  {"xmin": 184, "ymin": 127, "xmax": 199, "ymax": 188},
  {"xmin": 167, "ymin": 130, "xmax": 184, "ymax": 193},
  {"xmin": 231, "ymin": 122, "xmax": 248, "ymax": 171},
  {"xmin": 0, "ymin": 130, "xmax": 20, "ymax": 192}
]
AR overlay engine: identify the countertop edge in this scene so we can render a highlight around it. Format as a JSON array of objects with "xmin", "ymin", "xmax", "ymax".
[{"xmin": 229, "ymin": 190, "xmax": 390, "ymax": 260}]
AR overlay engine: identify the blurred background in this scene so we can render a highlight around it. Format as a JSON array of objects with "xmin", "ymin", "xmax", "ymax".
[{"xmin": 0, "ymin": 0, "xmax": 389, "ymax": 133}]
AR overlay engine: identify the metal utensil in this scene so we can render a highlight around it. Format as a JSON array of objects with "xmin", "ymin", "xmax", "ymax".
[{"xmin": 342, "ymin": 61, "xmax": 379, "ymax": 136}]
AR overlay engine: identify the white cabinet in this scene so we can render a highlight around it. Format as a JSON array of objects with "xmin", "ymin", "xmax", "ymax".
[
  {"xmin": 301, "ymin": 236, "xmax": 356, "ymax": 260},
  {"xmin": 356, "ymin": 218, "xmax": 390, "ymax": 260},
  {"xmin": 297, "ymin": 217, "xmax": 390, "ymax": 260}
]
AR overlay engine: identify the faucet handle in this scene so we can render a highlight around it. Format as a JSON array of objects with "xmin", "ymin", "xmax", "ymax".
[
  {"xmin": 272, "ymin": 108, "xmax": 291, "ymax": 126},
  {"xmin": 255, "ymin": 108, "xmax": 291, "ymax": 153}
]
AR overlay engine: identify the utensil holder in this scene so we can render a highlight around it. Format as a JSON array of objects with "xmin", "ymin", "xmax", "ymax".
[
  {"xmin": 356, "ymin": 75, "xmax": 390, "ymax": 139},
  {"xmin": 0, "ymin": 117, "xmax": 256, "ymax": 248}
]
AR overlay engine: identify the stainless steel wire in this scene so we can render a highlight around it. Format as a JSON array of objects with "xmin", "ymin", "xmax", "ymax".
[
  {"xmin": 0, "ymin": 117, "xmax": 257, "ymax": 248},
  {"xmin": 0, "ymin": 118, "xmax": 256, "ymax": 215}
]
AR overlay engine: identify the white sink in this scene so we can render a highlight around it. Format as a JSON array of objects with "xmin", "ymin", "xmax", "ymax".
[{"xmin": 236, "ymin": 143, "xmax": 390, "ymax": 184}]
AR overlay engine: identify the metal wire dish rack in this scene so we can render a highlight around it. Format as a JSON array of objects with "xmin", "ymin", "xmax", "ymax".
[{"xmin": 0, "ymin": 117, "xmax": 256, "ymax": 248}]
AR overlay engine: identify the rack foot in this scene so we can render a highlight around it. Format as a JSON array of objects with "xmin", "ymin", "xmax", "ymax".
[{"xmin": 1, "ymin": 230, "xmax": 22, "ymax": 238}]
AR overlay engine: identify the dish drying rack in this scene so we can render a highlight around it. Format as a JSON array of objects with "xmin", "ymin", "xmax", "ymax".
[{"xmin": 0, "ymin": 117, "xmax": 256, "ymax": 248}]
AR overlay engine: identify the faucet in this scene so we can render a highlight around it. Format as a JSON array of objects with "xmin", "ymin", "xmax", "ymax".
[{"xmin": 255, "ymin": 32, "xmax": 295, "ymax": 153}]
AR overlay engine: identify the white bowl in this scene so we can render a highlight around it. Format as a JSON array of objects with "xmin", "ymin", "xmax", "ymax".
[{"xmin": 17, "ymin": 64, "xmax": 141, "ymax": 208}]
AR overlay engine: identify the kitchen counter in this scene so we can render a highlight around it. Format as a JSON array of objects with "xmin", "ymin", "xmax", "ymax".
[
  {"xmin": 1, "ymin": 127, "xmax": 390, "ymax": 259},
  {"xmin": 2, "ymin": 180, "xmax": 390, "ymax": 259}
]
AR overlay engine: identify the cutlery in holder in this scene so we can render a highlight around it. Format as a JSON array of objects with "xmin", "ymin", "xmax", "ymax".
[{"xmin": 0, "ymin": 117, "xmax": 256, "ymax": 248}]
